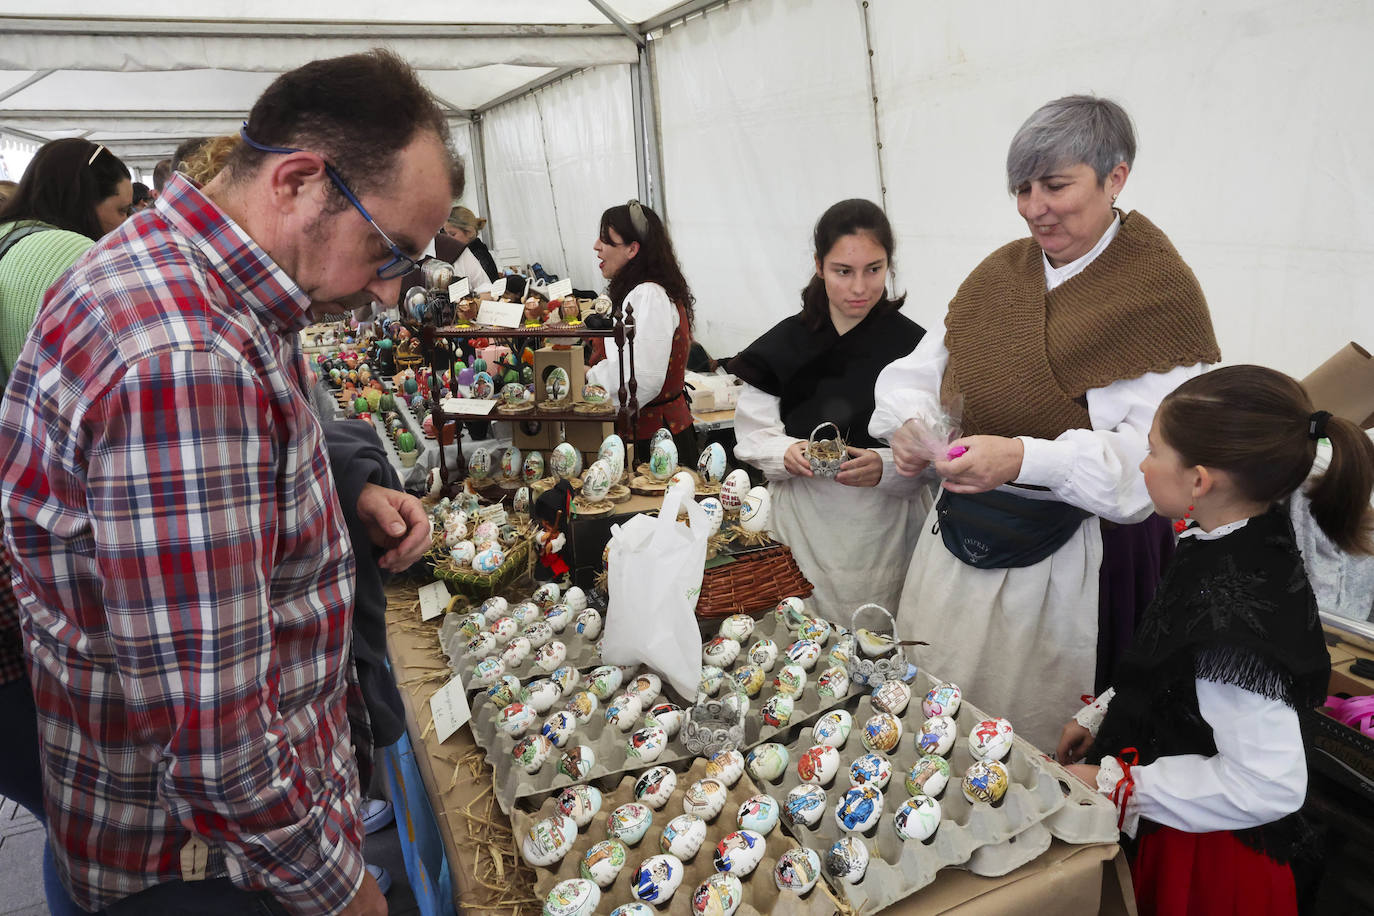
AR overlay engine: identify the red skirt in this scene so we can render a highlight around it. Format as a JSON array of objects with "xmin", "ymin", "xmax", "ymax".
[{"xmin": 1133, "ymin": 824, "xmax": 1296, "ymax": 915}]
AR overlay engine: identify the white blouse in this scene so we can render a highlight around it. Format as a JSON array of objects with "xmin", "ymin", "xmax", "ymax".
[
  {"xmin": 585, "ymin": 282, "xmax": 679, "ymax": 409},
  {"xmin": 455, "ymin": 247, "xmax": 493, "ymax": 297}
]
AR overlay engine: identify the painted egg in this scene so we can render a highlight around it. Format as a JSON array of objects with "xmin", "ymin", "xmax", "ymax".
[
  {"xmin": 922, "ymin": 682, "xmax": 962, "ymax": 718},
  {"xmin": 969, "ymin": 717, "xmax": 1015, "ymax": 762},
  {"xmin": 698, "ymin": 496, "xmax": 725, "ymax": 536},
  {"xmin": 632, "ymin": 854, "xmax": 685, "ymax": 904},
  {"xmin": 734, "ymin": 794, "xmax": 780, "ymax": 837},
  {"xmin": 828, "ymin": 634, "xmax": 857, "ymax": 669},
  {"xmin": 532, "ymin": 581, "xmax": 562, "ymax": 607},
  {"xmin": 534, "ymin": 641, "xmax": 567, "ymax": 673},
  {"xmin": 499, "ymin": 381, "xmax": 527, "ymax": 406},
  {"xmin": 457, "ymin": 611, "xmax": 488, "ymax": 639},
  {"xmin": 541, "ymin": 710, "xmax": 577, "ymax": 748},
  {"xmin": 522, "ymin": 813, "xmax": 577, "ymax": 866},
  {"xmin": 545, "ymin": 604, "xmax": 573, "ymax": 633},
  {"xmin": 469, "ymin": 447, "xmax": 492, "ymax": 478},
  {"xmin": 551, "ymin": 442, "xmax": 583, "ymax": 480},
  {"xmin": 660, "ymin": 813, "xmax": 708, "ymax": 860},
  {"xmin": 471, "ymin": 656, "xmax": 505, "ymax": 687},
  {"xmin": 500, "ymin": 447, "xmax": 523, "ymax": 479},
  {"xmin": 894, "ymin": 794, "xmax": 942, "ymax": 842},
  {"xmin": 587, "ymin": 665, "xmax": 623, "ymax": 700},
  {"xmin": 473, "ymin": 371, "xmax": 495, "ymax": 399},
  {"xmin": 644, "ymin": 703, "xmax": 685, "ymax": 737},
  {"xmin": 551, "ymin": 667, "xmax": 580, "ymax": 699},
  {"xmin": 610, "ymin": 905, "xmax": 655, "ymax": 916},
  {"xmin": 815, "ymin": 665, "xmax": 851, "ymax": 700},
  {"xmin": 705, "ymin": 749, "xmax": 745, "ymax": 787},
  {"xmin": 598, "ymin": 434, "xmax": 626, "ymax": 478},
  {"xmin": 715, "ymin": 614, "xmax": 753, "ymax": 643},
  {"xmin": 697, "ymin": 442, "xmax": 727, "ymax": 484},
  {"xmin": 812, "ymin": 710, "xmax": 853, "ymax": 748},
  {"xmin": 774, "ymin": 596, "xmax": 807, "ymax": 631},
  {"xmin": 574, "ymin": 609, "xmax": 603, "ymax": 640},
  {"xmin": 474, "ymin": 520, "xmax": 500, "ymax": 545},
  {"xmin": 512, "ymin": 733, "xmax": 553, "ymax": 774},
  {"xmin": 850, "ymin": 753, "xmax": 893, "ymax": 790},
  {"xmin": 629, "ymin": 673, "xmax": 662, "ymax": 706},
  {"xmin": 682, "ymin": 778, "xmax": 729, "ymax": 821},
  {"xmin": 690, "ymin": 873, "xmax": 742, "ymax": 916},
  {"xmin": 862, "ymin": 712, "xmax": 903, "ymax": 754},
  {"xmin": 559, "ymin": 745, "xmax": 596, "ymax": 780},
  {"xmin": 486, "ymin": 675, "xmax": 521, "ymax": 709},
  {"xmin": 580, "ymin": 460, "xmax": 612, "ymax": 502},
  {"xmin": 520, "ymin": 679, "xmax": 560, "ymax": 714},
  {"xmin": 633, "ymin": 766, "xmax": 678, "ymax": 810},
  {"xmin": 626, "ymin": 725, "xmax": 668, "ymax": 763},
  {"xmin": 962, "ymin": 759, "xmax": 1011, "ymax": 804},
  {"xmin": 738, "ymin": 486, "xmax": 771, "ymax": 532},
  {"xmin": 513, "ymin": 486, "xmax": 531, "ymax": 515},
  {"xmin": 488, "ymin": 615, "xmax": 517, "ymax": 640},
  {"xmin": 719, "ymin": 469, "xmax": 749, "ymax": 511},
  {"xmin": 783, "ymin": 784, "xmax": 828, "ymax": 829},
  {"xmin": 512, "ymin": 601, "xmax": 543, "ymax": 625},
  {"xmin": 797, "ymin": 619, "xmax": 833, "ymax": 645},
  {"xmin": 579, "ymin": 839, "xmax": 627, "ymax": 889},
  {"xmin": 522, "ymin": 451, "xmax": 545, "ymax": 483},
  {"xmin": 760, "ymin": 693, "xmax": 793, "ymax": 728},
  {"xmin": 797, "ymin": 745, "xmax": 840, "ymax": 786},
  {"xmin": 464, "ymin": 631, "xmax": 497, "ymax": 658},
  {"xmin": 473, "ymin": 545, "xmax": 505, "ymax": 574},
  {"xmin": 449, "ymin": 541, "xmax": 476, "ymax": 566},
  {"xmin": 733, "ymin": 664, "xmax": 766, "ymax": 698},
  {"xmin": 746, "ymin": 638, "xmax": 778, "ymax": 671},
  {"xmin": 773, "ymin": 664, "xmax": 806, "ymax": 698},
  {"xmin": 785, "ymin": 639, "xmax": 822, "ymax": 671},
  {"xmin": 834, "ymin": 785, "xmax": 884, "ymax": 833},
  {"xmin": 905, "ymin": 754, "xmax": 952, "ymax": 797},
  {"xmin": 545, "ymin": 366, "xmax": 571, "ymax": 402},
  {"xmin": 563, "ymin": 586, "xmax": 588, "ymax": 613},
  {"xmin": 648, "ymin": 439, "xmax": 678, "ymax": 482},
  {"xmin": 543, "ymin": 878, "xmax": 600, "ymax": 916},
  {"xmin": 773, "ymin": 846, "xmax": 822, "ymax": 894},
  {"xmin": 651, "ymin": 427, "xmax": 674, "ymax": 447},
  {"xmin": 713, "ymin": 830, "xmax": 766, "ymax": 876},
  {"xmin": 607, "ymin": 802, "xmax": 654, "ymax": 846},
  {"xmin": 872, "ymin": 679, "xmax": 912, "ymax": 717},
  {"xmin": 557, "ymin": 784, "xmax": 604, "ymax": 828},
  {"xmin": 669, "ymin": 470, "xmax": 696, "ymax": 501},
  {"xmin": 698, "ymin": 666, "xmax": 725, "ymax": 697},
  {"xmin": 702, "ymin": 636, "xmax": 740, "ymax": 668},
  {"xmin": 825, "ymin": 836, "xmax": 869, "ymax": 885},
  {"xmin": 917, "ymin": 715, "xmax": 958, "ymax": 756},
  {"xmin": 605, "ymin": 692, "xmax": 643, "ymax": 731},
  {"xmin": 745, "ymin": 743, "xmax": 789, "ymax": 783},
  {"xmin": 565, "ymin": 690, "xmax": 599, "ymax": 724},
  {"xmin": 581, "ymin": 383, "xmax": 610, "ymax": 405},
  {"xmin": 499, "ymin": 636, "xmax": 531, "ymax": 668},
  {"xmin": 499, "ymin": 702, "xmax": 536, "ymax": 737}
]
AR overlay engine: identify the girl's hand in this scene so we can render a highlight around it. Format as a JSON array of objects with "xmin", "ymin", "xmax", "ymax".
[
  {"xmin": 1056, "ymin": 721, "xmax": 1094, "ymax": 764},
  {"xmin": 1065, "ymin": 763, "xmax": 1100, "ymax": 788},
  {"xmin": 890, "ymin": 419, "xmax": 932, "ymax": 477},
  {"xmin": 836, "ymin": 447, "xmax": 883, "ymax": 488},
  {"xmin": 933, "ymin": 435, "xmax": 1024, "ymax": 493},
  {"xmin": 783, "ymin": 441, "xmax": 814, "ymax": 478}
]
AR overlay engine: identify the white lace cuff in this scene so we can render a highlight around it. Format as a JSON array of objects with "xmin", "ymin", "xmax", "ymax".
[
  {"xmin": 1096, "ymin": 755, "xmax": 1139, "ymax": 838},
  {"xmin": 1073, "ymin": 687, "xmax": 1115, "ymax": 735}
]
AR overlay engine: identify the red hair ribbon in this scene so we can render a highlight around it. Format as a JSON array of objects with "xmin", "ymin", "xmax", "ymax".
[{"xmin": 1108, "ymin": 747, "xmax": 1139, "ymax": 830}]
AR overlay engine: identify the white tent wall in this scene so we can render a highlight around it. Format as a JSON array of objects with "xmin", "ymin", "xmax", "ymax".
[{"xmin": 653, "ymin": 0, "xmax": 882, "ymax": 360}]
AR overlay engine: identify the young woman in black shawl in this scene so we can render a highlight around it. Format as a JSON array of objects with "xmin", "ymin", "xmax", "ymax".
[
  {"xmin": 731, "ymin": 199, "xmax": 929, "ymax": 623},
  {"xmin": 1057, "ymin": 366, "xmax": 1372, "ymax": 916}
]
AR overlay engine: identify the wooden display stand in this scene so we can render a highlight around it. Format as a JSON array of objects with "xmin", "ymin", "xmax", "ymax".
[{"xmin": 533, "ymin": 344, "xmax": 586, "ymax": 403}]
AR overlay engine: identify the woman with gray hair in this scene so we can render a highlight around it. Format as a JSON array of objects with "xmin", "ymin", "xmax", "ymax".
[{"xmin": 870, "ymin": 95, "xmax": 1221, "ymax": 749}]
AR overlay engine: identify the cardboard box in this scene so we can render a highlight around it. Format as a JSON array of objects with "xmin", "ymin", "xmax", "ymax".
[
  {"xmin": 563, "ymin": 419, "xmax": 616, "ymax": 455},
  {"xmin": 534, "ymin": 345, "xmax": 585, "ymax": 403},
  {"xmin": 512, "ymin": 418, "xmax": 558, "ymax": 450}
]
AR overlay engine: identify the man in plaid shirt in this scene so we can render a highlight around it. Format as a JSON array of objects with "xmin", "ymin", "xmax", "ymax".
[{"xmin": 0, "ymin": 50, "xmax": 457, "ymax": 915}]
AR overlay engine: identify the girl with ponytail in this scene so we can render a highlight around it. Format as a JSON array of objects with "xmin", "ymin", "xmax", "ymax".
[{"xmin": 1057, "ymin": 364, "xmax": 1370, "ymax": 916}]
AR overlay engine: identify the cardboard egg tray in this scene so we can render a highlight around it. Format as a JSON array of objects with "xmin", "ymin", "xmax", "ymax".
[
  {"xmin": 438, "ymin": 597, "xmax": 608, "ymax": 694},
  {"xmin": 760, "ymin": 672, "xmax": 1073, "ymax": 913},
  {"xmin": 512, "ymin": 756, "xmax": 839, "ymax": 915},
  {"xmin": 1039, "ymin": 757, "xmax": 1121, "ymax": 845}
]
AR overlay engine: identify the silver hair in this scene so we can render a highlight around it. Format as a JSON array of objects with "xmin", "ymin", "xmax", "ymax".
[{"xmin": 1005, "ymin": 95, "xmax": 1136, "ymax": 193}]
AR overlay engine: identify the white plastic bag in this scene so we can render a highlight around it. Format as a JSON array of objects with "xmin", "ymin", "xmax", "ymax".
[{"xmin": 603, "ymin": 489, "xmax": 707, "ymax": 698}]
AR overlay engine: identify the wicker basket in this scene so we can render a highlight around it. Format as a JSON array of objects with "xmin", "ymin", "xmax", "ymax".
[
  {"xmin": 806, "ymin": 421, "xmax": 846, "ymax": 478},
  {"xmin": 695, "ymin": 544, "xmax": 814, "ymax": 619},
  {"xmin": 846, "ymin": 602, "xmax": 906, "ymax": 688},
  {"xmin": 431, "ymin": 538, "xmax": 533, "ymax": 599}
]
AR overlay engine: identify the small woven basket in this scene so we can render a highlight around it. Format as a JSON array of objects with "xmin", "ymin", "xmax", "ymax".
[
  {"xmin": 806, "ymin": 422, "xmax": 846, "ymax": 478},
  {"xmin": 681, "ymin": 677, "xmax": 748, "ymax": 757},
  {"xmin": 846, "ymin": 602, "xmax": 907, "ymax": 688}
]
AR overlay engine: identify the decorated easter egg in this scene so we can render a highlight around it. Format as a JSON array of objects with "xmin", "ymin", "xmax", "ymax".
[
  {"xmin": 660, "ymin": 813, "xmax": 708, "ymax": 860},
  {"xmin": 551, "ymin": 442, "xmax": 583, "ymax": 480},
  {"xmin": 543, "ymin": 878, "xmax": 599, "ymax": 916},
  {"xmin": 558, "ymin": 745, "xmax": 596, "ymax": 780},
  {"xmin": 587, "ymin": 665, "xmax": 623, "ymax": 700},
  {"xmin": 469, "ymin": 447, "xmax": 492, "ymax": 478},
  {"xmin": 815, "ymin": 665, "xmax": 850, "ymax": 700},
  {"xmin": 471, "ymin": 656, "xmax": 505, "ymax": 687},
  {"xmin": 812, "ymin": 710, "xmax": 853, "ymax": 748},
  {"xmin": 697, "ymin": 442, "xmax": 727, "ymax": 484},
  {"xmin": 486, "ymin": 675, "xmax": 521, "ymax": 709},
  {"xmin": 733, "ymin": 663, "xmax": 766, "ymax": 698},
  {"xmin": 698, "ymin": 496, "xmax": 725, "ymax": 536},
  {"xmin": 563, "ymin": 586, "xmax": 588, "ymax": 613},
  {"xmin": 773, "ymin": 664, "xmax": 806, "ymax": 698},
  {"xmin": 738, "ymin": 486, "xmax": 771, "ymax": 532},
  {"xmin": 632, "ymin": 854, "xmax": 685, "ymax": 904},
  {"xmin": 834, "ymin": 785, "xmax": 883, "ymax": 833},
  {"xmin": 634, "ymin": 766, "xmax": 678, "ymax": 810},
  {"xmin": 746, "ymin": 638, "xmax": 778, "ymax": 670},
  {"xmin": 512, "ymin": 733, "xmax": 553, "ymax": 774},
  {"xmin": 489, "ymin": 616, "xmax": 519, "ymax": 641},
  {"xmin": 457, "ymin": 611, "xmax": 488, "ymax": 639},
  {"xmin": 782, "ymin": 784, "xmax": 827, "ymax": 830},
  {"xmin": 512, "ymin": 601, "xmax": 543, "ymax": 625},
  {"xmin": 968, "ymin": 717, "xmax": 1015, "ymax": 762},
  {"xmin": 698, "ymin": 665, "xmax": 725, "ymax": 696},
  {"xmin": 916, "ymin": 716, "xmax": 958, "ymax": 757},
  {"xmin": 797, "ymin": 617, "xmax": 833, "ymax": 643},
  {"xmin": 598, "ymin": 434, "xmax": 626, "ymax": 478},
  {"xmin": 825, "ymin": 836, "xmax": 869, "ymax": 885},
  {"xmin": 582, "ymin": 383, "xmax": 610, "ymax": 405},
  {"xmin": 644, "ymin": 702, "xmax": 685, "ymax": 737},
  {"xmin": 473, "ymin": 544, "xmax": 505, "ymax": 574},
  {"xmin": 579, "ymin": 839, "xmax": 627, "ymax": 889},
  {"xmin": 717, "ymin": 614, "xmax": 755, "ymax": 642},
  {"xmin": 520, "ymin": 678, "xmax": 561, "ymax": 714},
  {"xmin": 522, "ymin": 814, "xmax": 577, "ymax": 866},
  {"xmin": 522, "ymin": 451, "xmax": 545, "ymax": 483},
  {"xmin": 557, "ymin": 784, "xmax": 604, "ymax": 828},
  {"xmin": 513, "ymin": 486, "xmax": 531, "ymax": 515},
  {"xmin": 574, "ymin": 609, "xmax": 603, "ymax": 640},
  {"xmin": 605, "ymin": 692, "xmax": 643, "ymax": 731},
  {"xmin": 464, "ymin": 631, "xmax": 497, "ymax": 658},
  {"xmin": 648, "ymin": 439, "xmax": 678, "ymax": 482},
  {"xmin": 773, "ymin": 847, "xmax": 822, "ymax": 894},
  {"xmin": 606, "ymin": 802, "xmax": 654, "ymax": 846},
  {"xmin": 626, "ymin": 725, "xmax": 669, "ymax": 763},
  {"xmin": 499, "ymin": 636, "xmax": 531, "ymax": 668},
  {"xmin": 545, "ymin": 604, "xmax": 573, "ymax": 633},
  {"xmin": 669, "ymin": 470, "xmax": 696, "ymax": 500},
  {"xmin": 550, "ymin": 664, "xmax": 579, "ymax": 697},
  {"xmin": 922, "ymin": 682, "xmax": 962, "ymax": 718},
  {"xmin": 704, "ymin": 749, "xmax": 745, "ymax": 787},
  {"xmin": 828, "ymin": 634, "xmax": 857, "ymax": 669},
  {"xmin": 532, "ymin": 581, "xmax": 561, "ymax": 606},
  {"xmin": 894, "ymin": 794, "xmax": 942, "ymax": 842},
  {"xmin": 736, "ymin": 795, "xmax": 780, "ymax": 837},
  {"xmin": 962, "ymin": 759, "xmax": 1011, "ymax": 804},
  {"xmin": 774, "ymin": 596, "xmax": 807, "ymax": 631},
  {"xmin": 499, "ymin": 702, "xmax": 537, "ymax": 737},
  {"xmin": 450, "ymin": 541, "xmax": 476, "ymax": 566},
  {"xmin": 850, "ymin": 753, "xmax": 893, "ymax": 790},
  {"xmin": 610, "ymin": 904, "xmax": 654, "ymax": 916},
  {"xmin": 580, "ymin": 460, "xmax": 613, "ymax": 502},
  {"xmin": 905, "ymin": 754, "xmax": 952, "ymax": 797},
  {"xmin": 544, "ymin": 367, "xmax": 571, "ymax": 402},
  {"xmin": 682, "ymin": 778, "xmax": 729, "ymax": 821},
  {"xmin": 628, "ymin": 673, "xmax": 662, "ymax": 706},
  {"xmin": 500, "ymin": 447, "xmax": 523, "ymax": 479},
  {"xmin": 565, "ymin": 690, "xmax": 599, "ymax": 724},
  {"xmin": 872, "ymin": 679, "xmax": 912, "ymax": 716},
  {"xmin": 499, "ymin": 381, "xmax": 527, "ymax": 407},
  {"xmin": 541, "ymin": 710, "xmax": 577, "ymax": 748},
  {"xmin": 702, "ymin": 635, "xmax": 740, "ymax": 668},
  {"xmin": 472, "ymin": 370, "xmax": 495, "ymax": 399},
  {"xmin": 719, "ymin": 469, "xmax": 750, "ymax": 512},
  {"xmin": 760, "ymin": 693, "xmax": 793, "ymax": 729},
  {"xmin": 651, "ymin": 427, "xmax": 674, "ymax": 447},
  {"xmin": 785, "ymin": 639, "xmax": 822, "ymax": 671},
  {"xmin": 862, "ymin": 712, "xmax": 903, "ymax": 754},
  {"xmin": 797, "ymin": 745, "xmax": 840, "ymax": 786},
  {"xmin": 690, "ymin": 873, "xmax": 742, "ymax": 916},
  {"xmin": 534, "ymin": 640, "xmax": 567, "ymax": 673},
  {"xmin": 713, "ymin": 830, "xmax": 766, "ymax": 876},
  {"xmin": 745, "ymin": 743, "xmax": 789, "ymax": 783}
]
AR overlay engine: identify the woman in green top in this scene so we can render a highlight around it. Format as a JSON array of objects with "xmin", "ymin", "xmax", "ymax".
[{"xmin": 0, "ymin": 138, "xmax": 133, "ymax": 384}]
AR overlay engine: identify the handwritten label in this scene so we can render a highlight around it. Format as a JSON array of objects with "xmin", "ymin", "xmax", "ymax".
[
  {"xmin": 451, "ymin": 276, "xmax": 470, "ymax": 299},
  {"xmin": 490, "ymin": 277, "xmax": 508, "ymax": 298},
  {"xmin": 429, "ymin": 676, "xmax": 471, "ymax": 743},
  {"xmin": 546, "ymin": 278, "xmax": 573, "ymax": 301},
  {"xmin": 440, "ymin": 397, "xmax": 497, "ymax": 416},
  {"xmin": 476, "ymin": 298, "xmax": 523, "ymax": 328},
  {"xmin": 418, "ymin": 580, "xmax": 450, "ymax": 621},
  {"xmin": 475, "ymin": 504, "xmax": 508, "ymax": 525}
]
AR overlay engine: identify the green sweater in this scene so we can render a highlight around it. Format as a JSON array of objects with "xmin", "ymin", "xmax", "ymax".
[{"xmin": 0, "ymin": 221, "xmax": 93, "ymax": 389}]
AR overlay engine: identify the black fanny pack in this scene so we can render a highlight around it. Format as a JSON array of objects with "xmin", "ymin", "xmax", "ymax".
[{"xmin": 934, "ymin": 488, "xmax": 1091, "ymax": 569}]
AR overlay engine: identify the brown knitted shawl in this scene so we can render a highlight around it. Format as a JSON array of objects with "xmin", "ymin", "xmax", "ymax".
[{"xmin": 940, "ymin": 211, "xmax": 1220, "ymax": 440}]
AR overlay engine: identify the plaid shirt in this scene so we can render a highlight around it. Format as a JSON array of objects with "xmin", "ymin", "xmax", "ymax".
[{"xmin": 0, "ymin": 174, "xmax": 364, "ymax": 914}]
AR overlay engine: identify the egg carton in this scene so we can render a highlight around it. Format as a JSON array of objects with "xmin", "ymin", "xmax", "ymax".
[
  {"xmin": 761, "ymin": 674, "xmax": 1069, "ymax": 914},
  {"xmin": 1039, "ymin": 756, "xmax": 1121, "ymax": 845},
  {"xmin": 512, "ymin": 756, "xmax": 840, "ymax": 915},
  {"xmin": 438, "ymin": 593, "xmax": 609, "ymax": 694}
]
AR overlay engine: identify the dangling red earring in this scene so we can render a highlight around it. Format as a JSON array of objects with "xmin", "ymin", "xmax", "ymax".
[{"xmin": 1174, "ymin": 505, "xmax": 1194, "ymax": 535}]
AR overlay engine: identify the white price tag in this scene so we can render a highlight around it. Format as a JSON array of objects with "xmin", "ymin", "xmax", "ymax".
[
  {"xmin": 476, "ymin": 299, "xmax": 523, "ymax": 328},
  {"xmin": 439, "ymin": 397, "xmax": 497, "ymax": 416},
  {"xmin": 490, "ymin": 277, "xmax": 508, "ymax": 298},
  {"xmin": 451, "ymin": 276, "xmax": 470, "ymax": 299},
  {"xmin": 418, "ymin": 580, "xmax": 450, "ymax": 621},
  {"xmin": 429, "ymin": 675, "xmax": 471, "ymax": 743},
  {"xmin": 546, "ymin": 278, "xmax": 573, "ymax": 301}
]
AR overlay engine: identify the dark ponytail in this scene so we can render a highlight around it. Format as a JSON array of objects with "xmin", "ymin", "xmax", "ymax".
[
  {"xmin": 1158, "ymin": 365, "xmax": 1374, "ymax": 554},
  {"xmin": 801, "ymin": 198, "xmax": 905, "ymax": 332}
]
